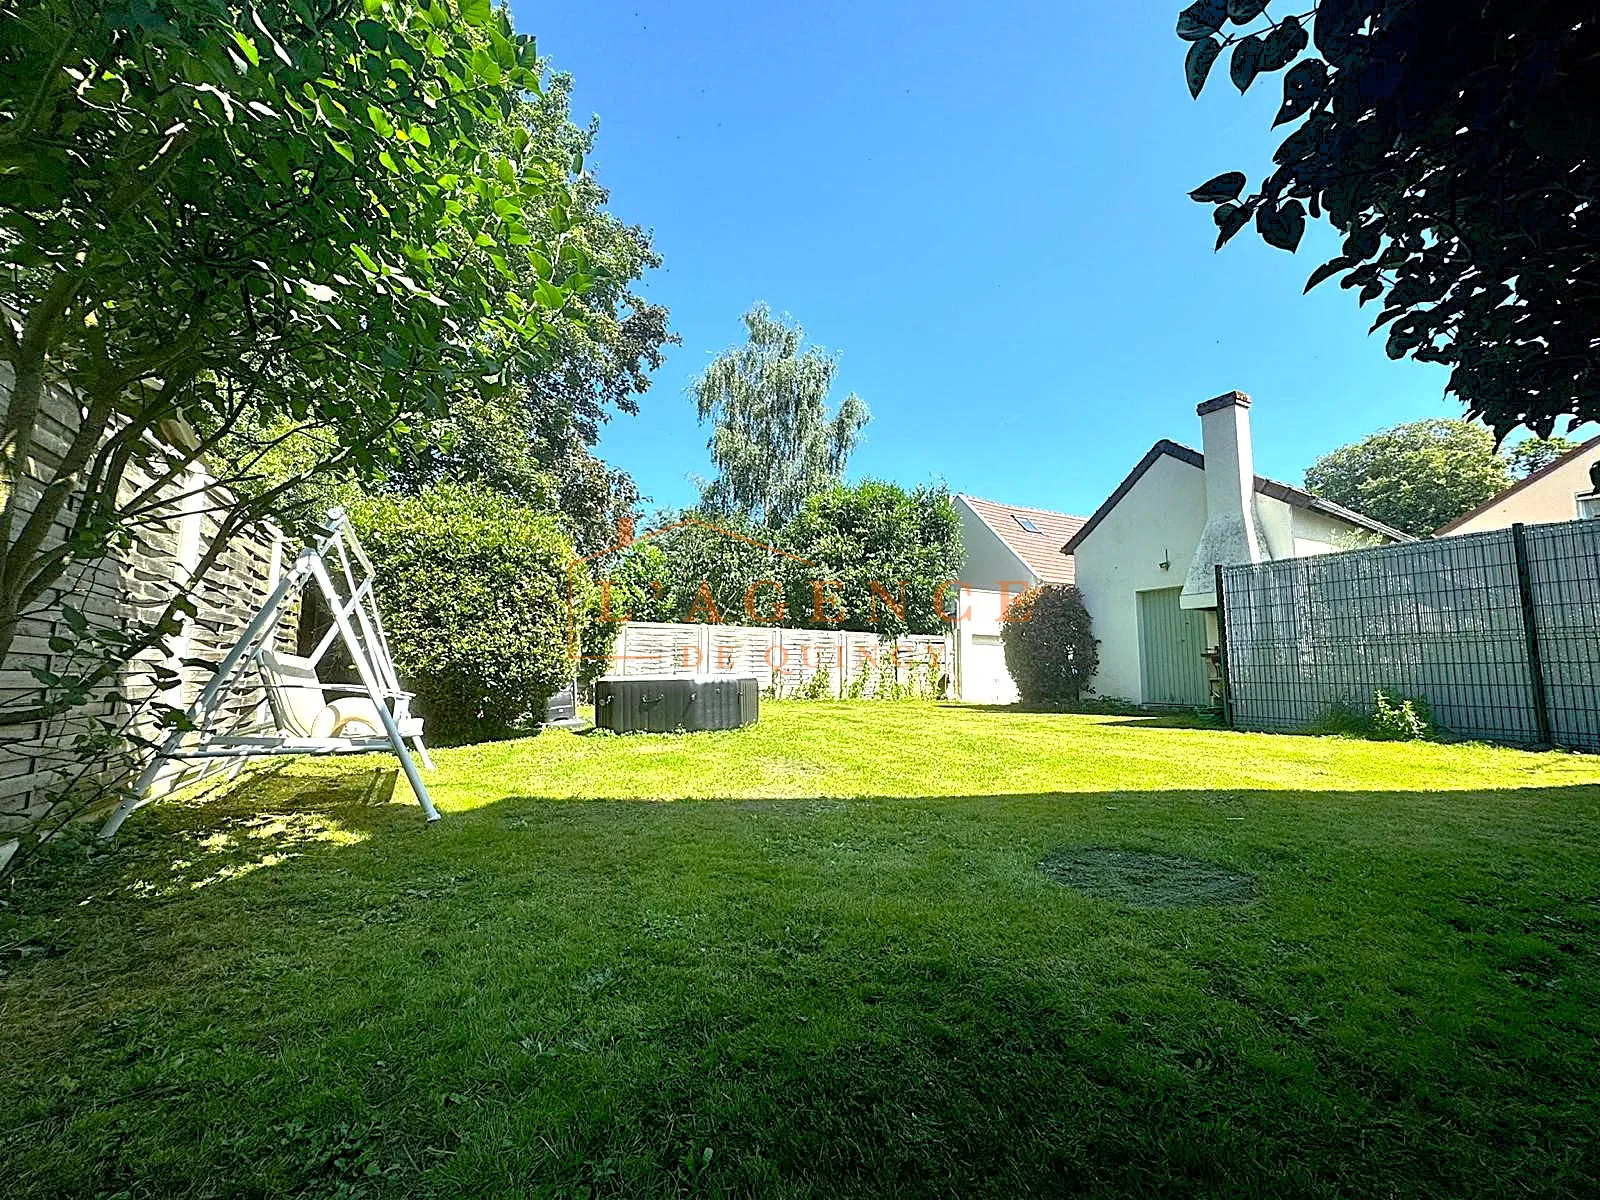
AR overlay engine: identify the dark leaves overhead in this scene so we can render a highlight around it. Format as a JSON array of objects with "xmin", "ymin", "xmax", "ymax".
[
  {"xmin": 1274, "ymin": 59, "xmax": 1328, "ymax": 126},
  {"xmin": 1177, "ymin": 0, "xmax": 1229, "ymax": 40},
  {"xmin": 1175, "ymin": 0, "xmax": 1600, "ymax": 437},
  {"xmin": 1256, "ymin": 200, "xmax": 1306, "ymax": 252},
  {"xmin": 1214, "ymin": 202, "xmax": 1252, "ymax": 249},
  {"xmin": 1227, "ymin": 0, "xmax": 1271, "ymax": 21},
  {"xmin": 1259, "ymin": 15, "xmax": 1308, "ymax": 72},
  {"xmin": 1305, "ymin": 258, "xmax": 1352, "ymax": 293},
  {"xmin": 1313, "ymin": 0, "xmax": 1367, "ymax": 57},
  {"xmin": 1190, "ymin": 172, "xmax": 1248, "ymax": 202},
  {"xmin": 1185, "ymin": 37, "xmax": 1223, "ymax": 98},
  {"xmin": 1230, "ymin": 35, "xmax": 1263, "ymax": 93}
]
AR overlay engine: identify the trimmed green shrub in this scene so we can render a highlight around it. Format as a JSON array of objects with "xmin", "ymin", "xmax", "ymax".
[
  {"xmin": 353, "ymin": 484, "xmax": 587, "ymax": 744},
  {"xmin": 1001, "ymin": 585, "xmax": 1099, "ymax": 705},
  {"xmin": 574, "ymin": 584, "xmax": 622, "ymax": 698}
]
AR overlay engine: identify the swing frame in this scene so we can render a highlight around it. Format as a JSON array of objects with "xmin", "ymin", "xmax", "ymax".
[{"xmin": 98, "ymin": 509, "xmax": 438, "ymax": 837}]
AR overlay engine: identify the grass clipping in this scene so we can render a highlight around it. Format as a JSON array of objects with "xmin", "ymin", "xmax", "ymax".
[{"xmin": 1041, "ymin": 848, "xmax": 1257, "ymax": 909}]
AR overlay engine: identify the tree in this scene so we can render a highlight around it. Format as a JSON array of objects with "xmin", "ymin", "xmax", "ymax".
[
  {"xmin": 379, "ymin": 75, "xmax": 673, "ymax": 555},
  {"xmin": 693, "ymin": 304, "xmax": 869, "ymax": 528},
  {"xmin": 1506, "ymin": 436, "xmax": 1581, "ymax": 478},
  {"xmin": 1303, "ymin": 420, "xmax": 1513, "ymax": 536},
  {"xmin": 1000, "ymin": 586, "xmax": 1099, "ymax": 705},
  {"xmin": 594, "ymin": 485, "xmax": 962, "ymax": 638},
  {"xmin": 781, "ymin": 481, "xmax": 964, "ymax": 638},
  {"xmin": 1, "ymin": 0, "xmax": 594, "ymax": 679},
  {"xmin": 1176, "ymin": 1, "xmax": 1600, "ymax": 438},
  {"xmin": 604, "ymin": 510, "xmax": 794, "ymax": 626}
]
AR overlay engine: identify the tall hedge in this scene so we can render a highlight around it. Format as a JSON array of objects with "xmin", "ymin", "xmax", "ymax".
[
  {"xmin": 1000, "ymin": 585, "xmax": 1098, "ymax": 705},
  {"xmin": 783, "ymin": 481, "xmax": 964, "ymax": 637},
  {"xmin": 353, "ymin": 485, "xmax": 585, "ymax": 744}
]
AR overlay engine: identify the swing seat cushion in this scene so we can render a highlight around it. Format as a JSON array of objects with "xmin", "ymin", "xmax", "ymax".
[
  {"xmin": 260, "ymin": 650, "xmax": 423, "ymax": 741},
  {"xmin": 314, "ymin": 698, "xmax": 423, "ymax": 740}
]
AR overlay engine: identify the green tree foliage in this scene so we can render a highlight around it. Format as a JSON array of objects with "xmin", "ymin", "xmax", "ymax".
[
  {"xmin": 381, "ymin": 75, "xmax": 673, "ymax": 555},
  {"xmin": 352, "ymin": 485, "xmax": 584, "ymax": 744},
  {"xmin": 596, "ymin": 483, "xmax": 963, "ymax": 640},
  {"xmin": 0, "ymin": 0, "xmax": 593, "ymax": 672},
  {"xmin": 693, "ymin": 304, "xmax": 869, "ymax": 529},
  {"xmin": 1303, "ymin": 420, "xmax": 1513, "ymax": 536},
  {"xmin": 1000, "ymin": 585, "xmax": 1099, "ymax": 705},
  {"xmin": 1176, "ymin": 1, "xmax": 1600, "ymax": 438},
  {"xmin": 1506, "ymin": 436, "xmax": 1581, "ymax": 478},
  {"xmin": 603, "ymin": 511, "xmax": 795, "ymax": 627},
  {"xmin": 782, "ymin": 482, "xmax": 963, "ymax": 638}
]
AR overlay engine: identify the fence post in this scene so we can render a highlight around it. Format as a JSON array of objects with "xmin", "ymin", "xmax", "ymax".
[
  {"xmin": 1213, "ymin": 563, "xmax": 1232, "ymax": 728},
  {"xmin": 1510, "ymin": 522, "xmax": 1553, "ymax": 746}
]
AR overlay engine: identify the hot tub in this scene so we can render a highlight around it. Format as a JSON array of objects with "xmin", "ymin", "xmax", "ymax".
[{"xmin": 593, "ymin": 676, "xmax": 759, "ymax": 733}]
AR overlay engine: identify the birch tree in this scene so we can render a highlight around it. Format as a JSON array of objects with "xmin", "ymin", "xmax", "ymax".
[{"xmin": 692, "ymin": 303, "xmax": 868, "ymax": 529}]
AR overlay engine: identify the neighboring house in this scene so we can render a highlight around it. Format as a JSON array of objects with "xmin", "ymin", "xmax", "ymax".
[
  {"xmin": 1436, "ymin": 435, "xmax": 1600, "ymax": 535},
  {"xmin": 951, "ymin": 494, "xmax": 1085, "ymax": 703},
  {"xmin": 1062, "ymin": 392, "xmax": 1409, "ymax": 708}
]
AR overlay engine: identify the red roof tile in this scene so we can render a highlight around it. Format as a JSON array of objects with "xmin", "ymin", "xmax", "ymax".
[{"xmin": 957, "ymin": 495, "xmax": 1085, "ymax": 585}]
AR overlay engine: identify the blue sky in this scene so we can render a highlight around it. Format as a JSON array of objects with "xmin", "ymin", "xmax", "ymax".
[{"xmin": 520, "ymin": 0, "xmax": 1477, "ymax": 519}]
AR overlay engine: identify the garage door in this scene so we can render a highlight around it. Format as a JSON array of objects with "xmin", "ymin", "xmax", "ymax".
[{"xmin": 1137, "ymin": 587, "xmax": 1209, "ymax": 707}]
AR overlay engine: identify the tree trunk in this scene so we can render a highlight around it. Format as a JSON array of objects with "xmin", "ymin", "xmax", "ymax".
[{"xmin": 0, "ymin": 351, "xmax": 48, "ymax": 667}]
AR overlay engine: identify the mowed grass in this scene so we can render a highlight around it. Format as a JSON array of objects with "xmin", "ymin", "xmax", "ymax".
[{"xmin": 4, "ymin": 703, "xmax": 1600, "ymax": 1198}]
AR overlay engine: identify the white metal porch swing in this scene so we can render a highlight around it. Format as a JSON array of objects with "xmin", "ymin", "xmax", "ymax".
[{"xmin": 98, "ymin": 509, "xmax": 439, "ymax": 838}]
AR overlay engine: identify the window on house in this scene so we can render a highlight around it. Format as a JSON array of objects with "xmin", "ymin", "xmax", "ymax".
[
  {"xmin": 1012, "ymin": 515, "xmax": 1042, "ymax": 534},
  {"xmin": 1578, "ymin": 493, "xmax": 1600, "ymax": 519}
]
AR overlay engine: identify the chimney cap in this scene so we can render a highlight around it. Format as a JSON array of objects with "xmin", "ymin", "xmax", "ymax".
[{"xmin": 1196, "ymin": 390, "xmax": 1251, "ymax": 416}]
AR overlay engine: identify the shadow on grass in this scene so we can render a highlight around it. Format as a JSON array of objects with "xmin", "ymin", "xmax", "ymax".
[
  {"xmin": 4, "ymin": 767, "xmax": 1600, "ymax": 1198},
  {"xmin": 943, "ymin": 702, "xmax": 1220, "ymax": 731}
]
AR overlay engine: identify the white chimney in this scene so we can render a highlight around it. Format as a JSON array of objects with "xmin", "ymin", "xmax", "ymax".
[{"xmin": 1180, "ymin": 390, "xmax": 1262, "ymax": 609}]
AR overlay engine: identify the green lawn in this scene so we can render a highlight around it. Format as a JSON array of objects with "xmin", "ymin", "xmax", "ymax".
[{"xmin": 4, "ymin": 703, "xmax": 1600, "ymax": 1198}]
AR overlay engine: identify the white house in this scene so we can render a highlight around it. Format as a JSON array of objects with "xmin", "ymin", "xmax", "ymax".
[
  {"xmin": 1062, "ymin": 392, "xmax": 1408, "ymax": 708},
  {"xmin": 1436, "ymin": 434, "xmax": 1600, "ymax": 535},
  {"xmin": 950, "ymin": 494, "xmax": 1085, "ymax": 703}
]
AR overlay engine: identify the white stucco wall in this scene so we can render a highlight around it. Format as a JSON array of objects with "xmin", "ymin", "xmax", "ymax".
[
  {"xmin": 1073, "ymin": 454, "xmax": 1210, "ymax": 704},
  {"xmin": 952, "ymin": 499, "xmax": 1040, "ymax": 702},
  {"xmin": 956, "ymin": 501, "xmax": 1037, "ymax": 596},
  {"xmin": 1442, "ymin": 445, "xmax": 1600, "ymax": 535},
  {"xmin": 1073, "ymin": 454, "xmax": 1378, "ymax": 704},
  {"xmin": 1288, "ymin": 505, "xmax": 1365, "ymax": 555},
  {"xmin": 951, "ymin": 586, "xmax": 1023, "ymax": 703}
]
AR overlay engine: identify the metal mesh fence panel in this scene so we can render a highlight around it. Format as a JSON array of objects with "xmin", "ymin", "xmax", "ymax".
[
  {"xmin": 1521, "ymin": 521, "xmax": 1600, "ymax": 750},
  {"xmin": 1220, "ymin": 526, "xmax": 1565, "ymax": 746}
]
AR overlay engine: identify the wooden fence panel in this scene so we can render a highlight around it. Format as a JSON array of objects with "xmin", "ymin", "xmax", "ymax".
[
  {"xmin": 1, "ymin": 366, "xmax": 294, "ymax": 827},
  {"xmin": 609, "ymin": 621, "xmax": 952, "ymax": 699}
]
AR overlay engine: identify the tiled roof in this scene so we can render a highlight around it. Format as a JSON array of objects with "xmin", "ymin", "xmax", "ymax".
[
  {"xmin": 1434, "ymin": 433, "xmax": 1600, "ymax": 533},
  {"xmin": 1061, "ymin": 440, "xmax": 1412, "ymax": 555},
  {"xmin": 957, "ymin": 494, "xmax": 1085, "ymax": 585}
]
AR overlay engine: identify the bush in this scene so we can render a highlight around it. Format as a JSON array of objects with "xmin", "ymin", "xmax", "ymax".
[
  {"xmin": 1001, "ymin": 585, "xmax": 1099, "ymax": 705},
  {"xmin": 1312, "ymin": 690, "xmax": 1435, "ymax": 742},
  {"xmin": 797, "ymin": 665, "xmax": 835, "ymax": 700},
  {"xmin": 352, "ymin": 485, "xmax": 587, "ymax": 744},
  {"xmin": 1371, "ymin": 690, "xmax": 1435, "ymax": 740},
  {"xmin": 574, "ymin": 586, "xmax": 621, "ymax": 698}
]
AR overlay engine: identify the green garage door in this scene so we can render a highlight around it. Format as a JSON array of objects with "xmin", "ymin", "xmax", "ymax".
[{"xmin": 1138, "ymin": 587, "xmax": 1210, "ymax": 707}]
